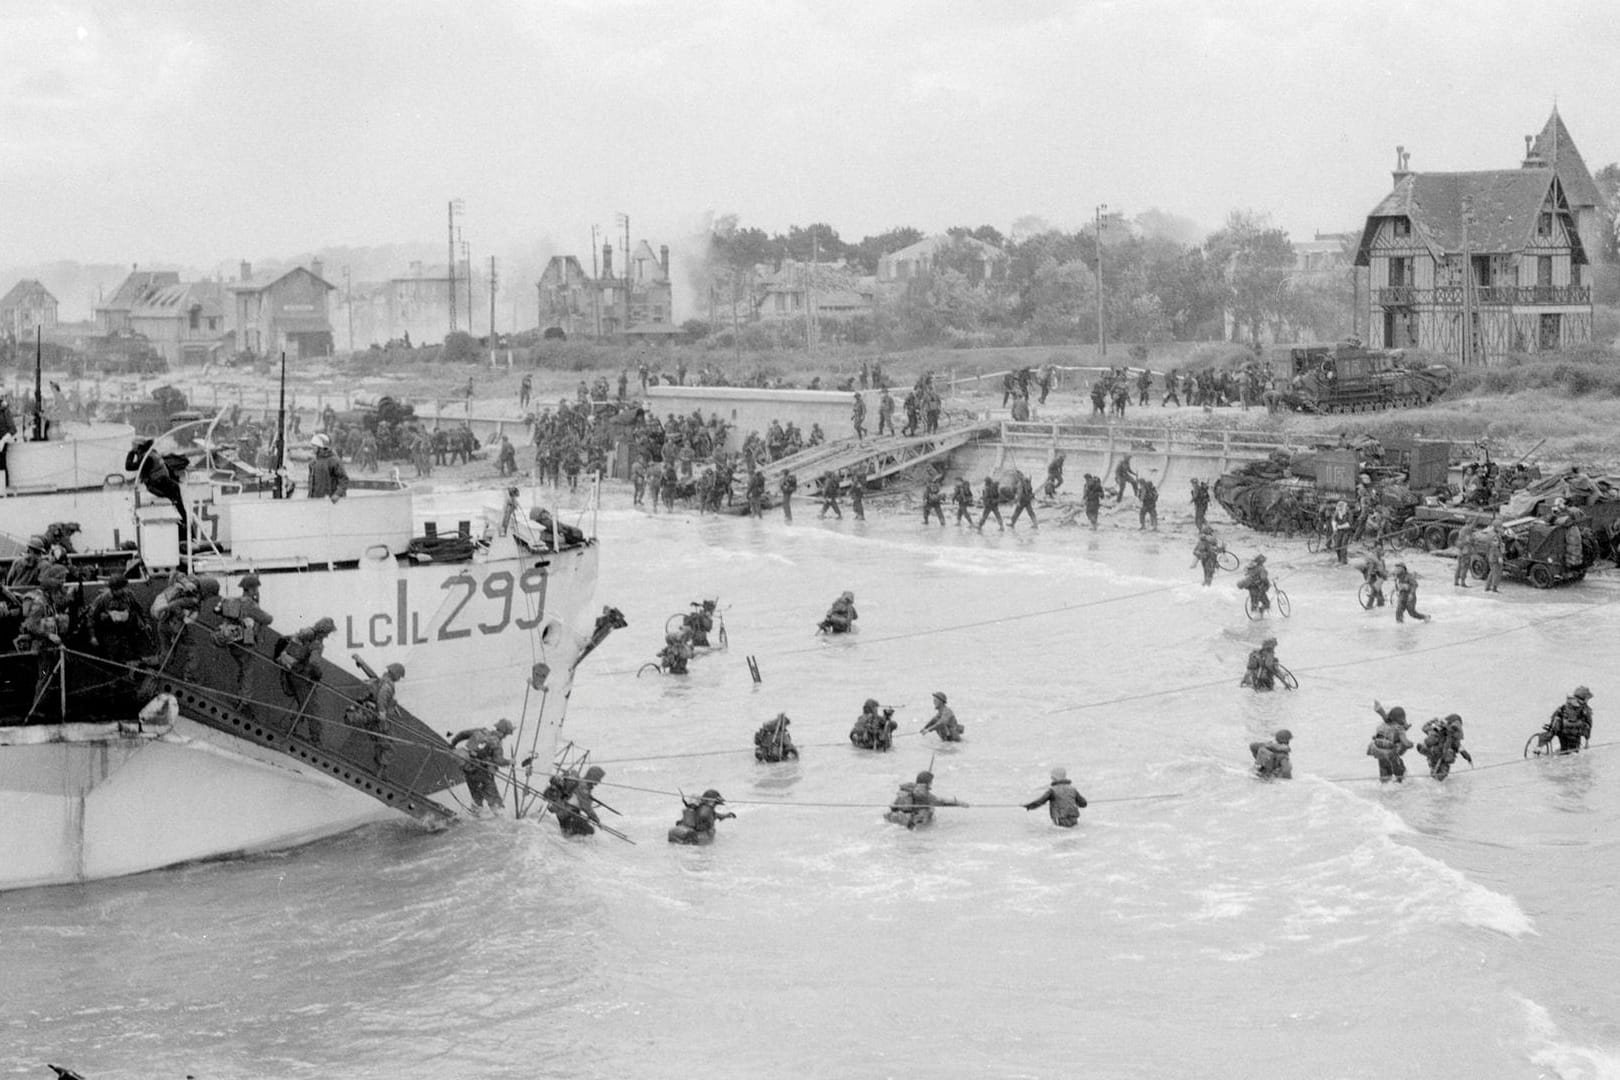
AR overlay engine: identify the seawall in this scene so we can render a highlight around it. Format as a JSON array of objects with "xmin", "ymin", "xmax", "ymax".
[{"xmin": 939, "ymin": 420, "xmax": 1289, "ymax": 490}]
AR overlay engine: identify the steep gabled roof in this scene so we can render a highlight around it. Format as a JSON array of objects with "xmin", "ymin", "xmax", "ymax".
[
  {"xmin": 1531, "ymin": 108, "xmax": 1603, "ymax": 210},
  {"xmin": 1354, "ymin": 169, "xmax": 1585, "ymax": 265},
  {"xmin": 228, "ymin": 266, "xmax": 336, "ymax": 293},
  {"xmin": 881, "ymin": 233, "xmax": 1006, "ymax": 266},
  {"xmin": 99, "ymin": 270, "xmax": 181, "ymax": 312},
  {"xmin": 129, "ymin": 281, "xmax": 225, "ymax": 319},
  {"xmin": 0, "ymin": 279, "xmax": 57, "ymax": 309}
]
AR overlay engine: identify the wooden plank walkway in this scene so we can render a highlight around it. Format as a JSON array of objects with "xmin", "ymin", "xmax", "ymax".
[{"xmin": 722, "ymin": 420, "xmax": 997, "ymax": 513}]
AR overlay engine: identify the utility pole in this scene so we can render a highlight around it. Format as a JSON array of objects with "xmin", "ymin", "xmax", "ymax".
[
  {"xmin": 1095, "ymin": 204, "xmax": 1108, "ymax": 360},
  {"xmin": 616, "ymin": 212, "xmax": 630, "ymax": 334},
  {"xmin": 1461, "ymin": 195, "xmax": 1474, "ymax": 368},
  {"xmin": 460, "ymin": 239, "xmax": 472, "ymax": 336},
  {"xmin": 489, "ymin": 256, "xmax": 498, "ymax": 338},
  {"xmin": 447, "ymin": 199, "xmax": 463, "ymax": 335},
  {"xmin": 343, "ymin": 266, "xmax": 354, "ymax": 352},
  {"xmin": 590, "ymin": 225, "xmax": 601, "ymax": 339},
  {"xmin": 808, "ymin": 232, "xmax": 819, "ymax": 350}
]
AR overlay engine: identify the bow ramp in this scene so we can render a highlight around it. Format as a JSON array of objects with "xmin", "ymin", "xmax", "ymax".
[
  {"xmin": 155, "ymin": 620, "xmax": 464, "ymax": 823},
  {"xmin": 737, "ymin": 421, "xmax": 995, "ymax": 506}
]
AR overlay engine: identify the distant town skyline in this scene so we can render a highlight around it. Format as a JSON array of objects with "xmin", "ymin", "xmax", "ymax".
[{"xmin": 1, "ymin": 1, "xmax": 1614, "ymax": 276}]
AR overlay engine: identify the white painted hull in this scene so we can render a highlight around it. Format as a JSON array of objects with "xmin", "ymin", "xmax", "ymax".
[
  {"xmin": 1, "ymin": 483, "xmax": 602, "ymax": 890},
  {"xmin": 0, "ymin": 719, "xmax": 417, "ymax": 890}
]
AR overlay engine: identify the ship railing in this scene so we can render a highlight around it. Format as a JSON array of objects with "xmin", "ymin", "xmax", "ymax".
[{"xmin": 33, "ymin": 631, "xmax": 465, "ymax": 813}]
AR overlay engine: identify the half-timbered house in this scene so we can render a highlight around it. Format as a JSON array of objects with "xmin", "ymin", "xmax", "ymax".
[{"xmin": 1354, "ymin": 142, "xmax": 1593, "ymax": 366}]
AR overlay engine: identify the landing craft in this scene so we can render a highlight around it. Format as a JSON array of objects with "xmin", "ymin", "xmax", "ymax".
[{"xmin": 0, "ymin": 417, "xmax": 605, "ymax": 891}]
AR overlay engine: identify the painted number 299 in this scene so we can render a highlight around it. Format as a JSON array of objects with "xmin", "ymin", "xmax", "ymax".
[{"xmin": 438, "ymin": 568, "xmax": 547, "ymax": 641}]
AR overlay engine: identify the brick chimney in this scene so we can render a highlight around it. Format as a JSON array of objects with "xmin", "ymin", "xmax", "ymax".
[
  {"xmin": 1391, "ymin": 145, "xmax": 1412, "ymax": 185},
  {"xmin": 602, "ymin": 242, "xmax": 614, "ymax": 279},
  {"xmin": 239, "ymin": 260, "xmax": 252, "ymax": 281},
  {"xmin": 660, "ymin": 244, "xmax": 670, "ymax": 277},
  {"xmin": 1521, "ymin": 134, "xmax": 1546, "ymax": 169},
  {"xmin": 311, "ymin": 257, "xmax": 324, "ymax": 281}
]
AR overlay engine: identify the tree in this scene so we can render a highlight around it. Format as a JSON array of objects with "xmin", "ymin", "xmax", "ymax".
[
  {"xmin": 1205, "ymin": 211, "xmax": 1296, "ymax": 344},
  {"xmin": 785, "ymin": 223, "xmax": 849, "ymax": 264},
  {"xmin": 947, "ymin": 224, "xmax": 1007, "ymax": 249},
  {"xmin": 1595, "ymin": 163, "xmax": 1619, "ymax": 264},
  {"xmin": 710, "ymin": 216, "xmax": 777, "ymax": 270}
]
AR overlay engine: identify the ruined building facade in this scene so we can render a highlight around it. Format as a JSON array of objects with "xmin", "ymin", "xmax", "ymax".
[{"xmin": 537, "ymin": 241, "xmax": 675, "ymax": 341}]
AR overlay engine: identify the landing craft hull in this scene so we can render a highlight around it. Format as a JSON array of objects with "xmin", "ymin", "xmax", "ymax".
[
  {"xmin": 0, "ymin": 719, "xmax": 403, "ymax": 891},
  {"xmin": 0, "ymin": 533, "xmax": 601, "ymax": 891}
]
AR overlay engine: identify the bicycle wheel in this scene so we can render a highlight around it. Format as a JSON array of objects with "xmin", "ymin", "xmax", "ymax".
[
  {"xmin": 1305, "ymin": 530, "xmax": 1323, "ymax": 554},
  {"xmin": 1275, "ymin": 588, "xmax": 1291, "ymax": 618},
  {"xmin": 1245, "ymin": 594, "xmax": 1263, "ymax": 620},
  {"xmin": 1524, "ymin": 731, "xmax": 1550, "ymax": 758},
  {"xmin": 1357, "ymin": 582, "xmax": 1375, "ymax": 610},
  {"xmin": 665, "ymin": 613, "xmax": 686, "ymax": 637},
  {"xmin": 1216, "ymin": 550, "xmax": 1239, "ymax": 572},
  {"xmin": 1277, "ymin": 664, "xmax": 1299, "ymax": 690},
  {"xmin": 718, "ymin": 621, "xmax": 729, "ymax": 649}
]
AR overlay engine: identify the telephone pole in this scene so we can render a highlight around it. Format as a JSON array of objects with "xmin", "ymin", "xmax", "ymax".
[
  {"xmin": 488, "ymin": 255, "xmax": 498, "ymax": 338},
  {"xmin": 616, "ymin": 211, "xmax": 630, "ymax": 334},
  {"xmin": 460, "ymin": 239, "xmax": 472, "ymax": 335},
  {"xmin": 1095, "ymin": 204, "xmax": 1108, "ymax": 360},
  {"xmin": 447, "ymin": 199, "xmax": 463, "ymax": 335},
  {"xmin": 343, "ymin": 265, "xmax": 354, "ymax": 352}
]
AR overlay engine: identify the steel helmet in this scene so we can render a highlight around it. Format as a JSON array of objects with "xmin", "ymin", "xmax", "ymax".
[
  {"xmin": 701, "ymin": 788, "xmax": 725, "ymax": 803},
  {"xmin": 1386, "ymin": 706, "xmax": 1407, "ymax": 724},
  {"xmin": 864, "ymin": 698, "xmax": 880, "ymax": 710},
  {"xmin": 1262, "ymin": 637, "xmax": 1277, "ymax": 648},
  {"xmin": 239, "ymin": 573, "xmax": 261, "ymax": 590},
  {"xmin": 1253, "ymin": 554, "xmax": 1266, "ymax": 563},
  {"xmin": 932, "ymin": 691, "xmax": 947, "ymax": 703},
  {"xmin": 915, "ymin": 771, "xmax": 934, "ymax": 785},
  {"xmin": 385, "ymin": 662, "xmax": 405, "ymax": 680},
  {"xmin": 27, "ymin": 535, "xmax": 46, "ymax": 552},
  {"xmin": 1574, "ymin": 686, "xmax": 1593, "ymax": 700},
  {"xmin": 1274, "ymin": 729, "xmax": 1293, "ymax": 743},
  {"xmin": 312, "ymin": 616, "xmax": 337, "ymax": 634},
  {"xmin": 494, "ymin": 718, "xmax": 514, "ymax": 735},
  {"xmin": 584, "ymin": 765, "xmax": 605, "ymax": 782},
  {"xmin": 311, "ymin": 433, "xmax": 331, "ymax": 449}
]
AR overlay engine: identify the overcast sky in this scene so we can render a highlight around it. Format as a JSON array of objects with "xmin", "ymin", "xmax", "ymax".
[{"xmin": 2, "ymin": 0, "xmax": 1615, "ymax": 274}]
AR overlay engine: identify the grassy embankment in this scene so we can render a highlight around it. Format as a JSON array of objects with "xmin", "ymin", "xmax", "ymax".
[
  {"xmin": 1297, "ymin": 350, "xmax": 1620, "ymax": 469},
  {"xmin": 137, "ymin": 338, "xmax": 1620, "ymax": 472}
]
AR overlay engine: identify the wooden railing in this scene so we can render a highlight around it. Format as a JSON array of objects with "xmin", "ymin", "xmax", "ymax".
[{"xmin": 1375, "ymin": 285, "xmax": 1591, "ymax": 307}]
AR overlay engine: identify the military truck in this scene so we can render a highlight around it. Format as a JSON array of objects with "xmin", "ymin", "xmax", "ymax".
[{"xmin": 1280, "ymin": 344, "xmax": 1451, "ymax": 414}]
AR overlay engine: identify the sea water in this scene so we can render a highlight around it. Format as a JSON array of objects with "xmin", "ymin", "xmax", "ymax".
[{"xmin": 4, "ymin": 496, "xmax": 1619, "ymax": 1079}]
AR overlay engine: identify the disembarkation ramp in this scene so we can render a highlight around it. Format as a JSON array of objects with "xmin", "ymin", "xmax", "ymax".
[{"xmin": 727, "ymin": 420, "xmax": 997, "ymax": 511}]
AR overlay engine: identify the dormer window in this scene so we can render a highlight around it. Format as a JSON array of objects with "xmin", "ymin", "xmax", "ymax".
[
  {"xmin": 1537, "ymin": 212, "xmax": 1553, "ymax": 237},
  {"xmin": 1392, "ymin": 218, "xmax": 1411, "ymax": 238}
]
